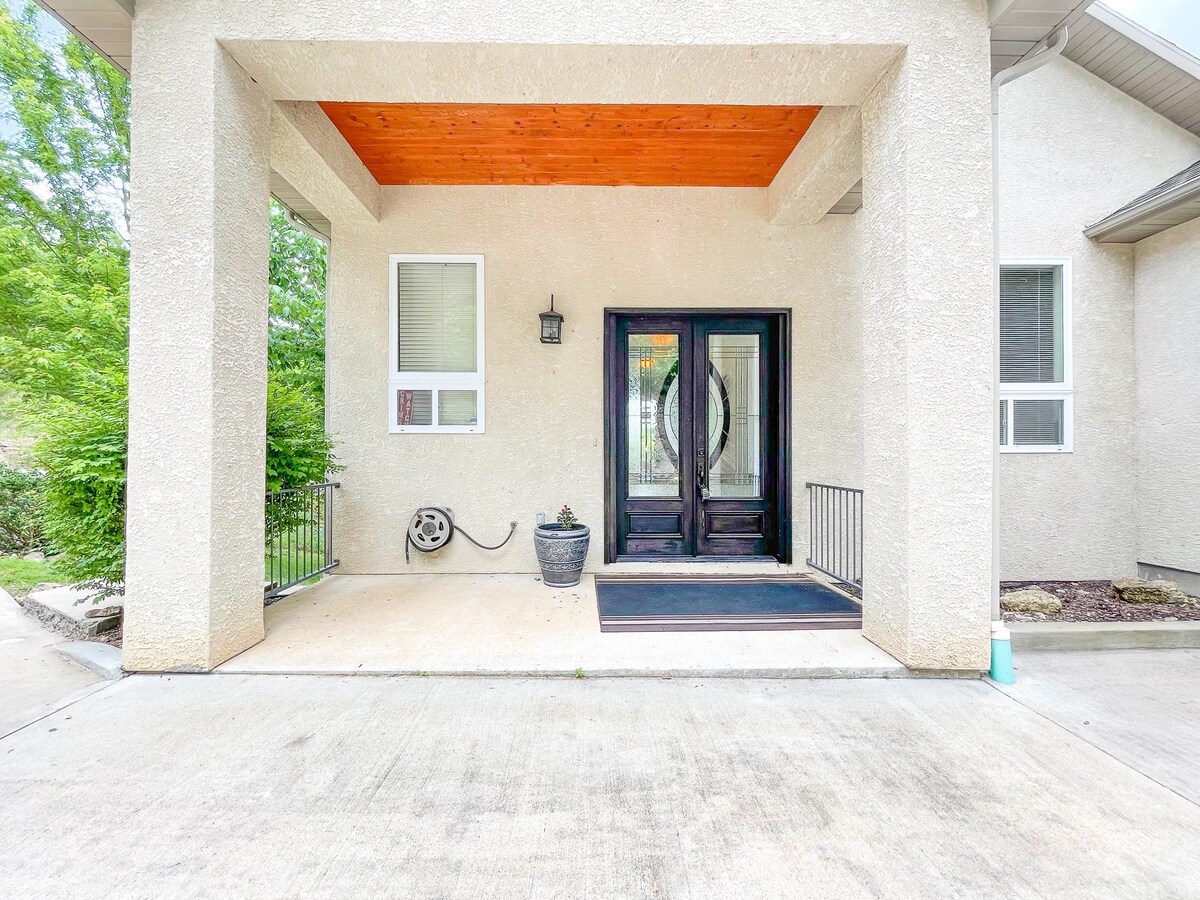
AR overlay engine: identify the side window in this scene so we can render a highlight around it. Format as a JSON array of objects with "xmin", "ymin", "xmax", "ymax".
[
  {"xmin": 999, "ymin": 261, "xmax": 1072, "ymax": 453},
  {"xmin": 389, "ymin": 255, "xmax": 484, "ymax": 433}
]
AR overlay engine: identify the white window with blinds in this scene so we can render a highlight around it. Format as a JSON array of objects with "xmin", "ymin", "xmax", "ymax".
[
  {"xmin": 388, "ymin": 254, "xmax": 484, "ymax": 433},
  {"xmin": 999, "ymin": 259, "xmax": 1072, "ymax": 453}
]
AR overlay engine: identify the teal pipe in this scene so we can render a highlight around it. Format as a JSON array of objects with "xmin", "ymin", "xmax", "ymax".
[{"xmin": 990, "ymin": 621, "xmax": 1015, "ymax": 684}]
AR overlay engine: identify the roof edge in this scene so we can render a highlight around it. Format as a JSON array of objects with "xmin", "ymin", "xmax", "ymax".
[
  {"xmin": 1088, "ymin": 2, "xmax": 1200, "ymax": 81},
  {"xmin": 32, "ymin": 0, "xmax": 132, "ymax": 77},
  {"xmin": 1084, "ymin": 166, "xmax": 1200, "ymax": 241}
]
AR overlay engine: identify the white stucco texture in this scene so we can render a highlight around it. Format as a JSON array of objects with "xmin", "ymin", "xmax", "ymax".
[
  {"xmin": 328, "ymin": 186, "xmax": 858, "ymax": 577},
  {"xmin": 125, "ymin": 39, "xmax": 270, "ymax": 672},
  {"xmin": 1134, "ymin": 216, "xmax": 1200, "ymax": 576},
  {"xmin": 997, "ymin": 57, "xmax": 1200, "ymax": 581},
  {"xmin": 327, "ymin": 43, "xmax": 997, "ymax": 671},
  {"xmin": 769, "ymin": 106, "xmax": 862, "ymax": 225},
  {"xmin": 858, "ymin": 44, "xmax": 995, "ymax": 670},
  {"xmin": 125, "ymin": 0, "xmax": 999, "ymax": 670}
]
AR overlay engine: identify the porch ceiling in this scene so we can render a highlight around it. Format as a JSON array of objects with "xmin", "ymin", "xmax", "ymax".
[{"xmin": 317, "ymin": 103, "xmax": 822, "ymax": 187}]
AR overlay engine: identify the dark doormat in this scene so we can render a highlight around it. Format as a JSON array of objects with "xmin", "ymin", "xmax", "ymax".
[{"xmin": 594, "ymin": 575, "xmax": 862, "ymax": 632}]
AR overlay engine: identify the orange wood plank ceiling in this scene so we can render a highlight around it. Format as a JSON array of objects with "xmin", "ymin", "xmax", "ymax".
[{"xmin": 318, "ymin": 103, "xmax": 822, "ymax": 187}]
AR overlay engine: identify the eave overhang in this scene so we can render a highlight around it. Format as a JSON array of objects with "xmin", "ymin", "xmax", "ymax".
[
  {"xmin": 33, "ymin": 0, "xmax": 132, "ymax": 76},
  {"xmin": 990, "ymin": 0, "xmax": 1098, "ymax": 75},
  {"xmin": 1085, "ymin": 159, "xmax": 1200, "ymax": 243},
  {"xmin": 1065, "ymin": 3, "xmax": 1200, "ymax": 139}
]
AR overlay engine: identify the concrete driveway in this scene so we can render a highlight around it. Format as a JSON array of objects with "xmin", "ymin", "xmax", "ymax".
[
  {"xmin": 2, "ymin": 654, "xmax": 1199, "ymax": 899},
  {"xmin": 1000, "ymin": 647, "xmax": 1200, "ymax": 805},
  {"xmin": 0, "ymin": 594, "xmax": 103, "ymax": 738}
]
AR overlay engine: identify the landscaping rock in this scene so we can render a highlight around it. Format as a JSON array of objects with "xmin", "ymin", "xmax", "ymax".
[
  {"xmin": 1001, "ymin": 588, "xmax": 1062, "ymax": 614},
  {"xmin": 1112, "ymin": 577, "xmax": 1189, "ymax": 606},
  {"xmin": 22, "ymin": 550, "xmax": 45, "ymax": 561}
]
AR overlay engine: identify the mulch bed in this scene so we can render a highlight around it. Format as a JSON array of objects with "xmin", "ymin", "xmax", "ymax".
[{"xmin": 1001, "ymin": 580, "xmax": 1200, "ymax": 623}]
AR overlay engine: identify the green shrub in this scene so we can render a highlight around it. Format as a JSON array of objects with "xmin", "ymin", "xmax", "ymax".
[
  {"xmin": 35, "ymin": 379, "xmax": 337, "ymax": 595},
  {"xmin": 36, "ymin": 392, "xmax": 126, "ymax": 592},
  {"xmin": 264, "ymin": 380, "xmax": 340, "ymax": 549},
  {"xmin": 265, "ymin": 380, "xmax": 339, "ymax": 494},
  {"xmin": 0, "ymin": 462, "xmax": 45, "ymax": 553}
]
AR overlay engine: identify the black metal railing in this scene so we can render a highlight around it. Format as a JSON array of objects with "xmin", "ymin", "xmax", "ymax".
[
  {"xmin": 265, "ymin": 481, "xmax": 340, "ymax": 600},
  {"xmin": 805, "ymin": 482, "xmax": 863, "ymax": 590}
]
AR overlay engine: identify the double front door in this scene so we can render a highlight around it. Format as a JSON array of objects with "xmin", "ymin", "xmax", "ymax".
[{"xmin": 604, "ymin": 311, "xmax": 790, "ymax": 562}]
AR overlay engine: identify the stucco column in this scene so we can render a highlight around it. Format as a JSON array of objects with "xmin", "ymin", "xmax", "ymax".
[
  {"xmin": 124, "ymin": 36, "xmax": 271, "ymax": 671},
  {"xmin": 859, "ymin": 47, "xmax": 994, "ymax": 670}
]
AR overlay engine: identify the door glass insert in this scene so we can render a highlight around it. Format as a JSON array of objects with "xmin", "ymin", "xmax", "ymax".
[
  {"xmin": 627, "ymin": 334, "xmax": 680, "ymax": 497},
  {"xmin": 707, "ymin": 334, "xmax": 761, "ymax": 498}
]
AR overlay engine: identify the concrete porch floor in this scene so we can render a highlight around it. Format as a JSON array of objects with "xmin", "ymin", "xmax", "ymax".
[{"xmin": 218, "ymin": 574, "xmax": 910, "ymax": 677}]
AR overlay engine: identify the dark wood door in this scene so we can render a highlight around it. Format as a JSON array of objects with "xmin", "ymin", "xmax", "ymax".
[{"xmin": 606, "ymin": 311, "xmax": 788, "ymax": 561}]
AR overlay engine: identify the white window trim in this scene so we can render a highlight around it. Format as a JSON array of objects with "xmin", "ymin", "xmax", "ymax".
[
  {"xmin": 388, "ymin": 253, "xmax": 485, "ymax": 434},
  {"xmin": 999, "ymin": 256, "xmax": 1072, "ymax": 454}
]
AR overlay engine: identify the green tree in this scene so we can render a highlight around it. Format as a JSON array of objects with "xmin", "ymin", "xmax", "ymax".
[
  {"xmin": 269, "ymin": 203, "xmax": 328, "ymax": 404},
  {"xmin": 0, "ymin": 3, "xmax": 129, "ymax": 407},
  {"xmin": 0, "ymin": 3, "xmax": 333, "ymax": 591}
]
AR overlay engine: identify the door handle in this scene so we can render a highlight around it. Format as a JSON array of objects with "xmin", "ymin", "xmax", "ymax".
[{"xmin": 697, "ymin": 448, "xmax": 711, "ymax": 500}]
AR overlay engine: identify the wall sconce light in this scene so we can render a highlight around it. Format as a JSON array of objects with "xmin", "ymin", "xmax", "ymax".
[{"xmin": 539, "ymin": 294, "xmax": 564, "ymax": 344}]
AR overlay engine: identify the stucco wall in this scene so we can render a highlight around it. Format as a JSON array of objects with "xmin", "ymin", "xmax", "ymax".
[
  {"xmin": 328, "ymin": 187, "xmax": 863, "ymax": 574},
  {"xmin": 997, "ymin": 57, "xmax": 1200, "ymax": 580},
  {"xmin": 1134, "ymin": 216, "xmax": 1200, "ymax": 576},
  {"xmin": 125, "ymin": 0, "xmax": 996, "ymax": 669}
]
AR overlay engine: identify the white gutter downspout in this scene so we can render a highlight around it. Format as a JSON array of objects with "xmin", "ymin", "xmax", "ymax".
[
  {"xmin": 989, "ymin": 28, "xmax": 1069, "ymax": 683},
  {"xmin": 282, "ymin": 206, "xmax": 329, "ymax": 245}
]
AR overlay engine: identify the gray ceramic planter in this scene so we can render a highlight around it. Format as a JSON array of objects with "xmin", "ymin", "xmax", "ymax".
[{"xmin": 533, "ymin": 523, "xmax": 591, "ymax": 587}]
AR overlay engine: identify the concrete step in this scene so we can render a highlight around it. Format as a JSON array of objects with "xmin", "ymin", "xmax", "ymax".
[
  {"xmin": 53, "ymin": 641, "xmax": 124, "ymax": 680},
  {"xmin": 21, "ymin": 585, "xmax": 122, "ymax": 639},
  {"xmin": 1010, "ymin": 620, "xmax": 1200, "ymax": 652}
]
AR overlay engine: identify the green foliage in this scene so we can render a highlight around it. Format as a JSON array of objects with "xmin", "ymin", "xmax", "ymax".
[
  {"xmin": 0, "ymin": 3, "xmax": 129, "ymax": 249},
  {"xmin": 0, "ymin": 461, "xmax": 44, "ymax": 553},
  {"xmin": 35, "ymin": 379, "xmax": 336, "ymax": 593},
  {"xmin": 269, "ymin": 204, "xmax": 328, "ymax": 404},
  {"xmin": 0, "ymin": 5, "xmax": 334, "ymax": 591},
  {"xmin": 37, "ymin": 387, "xmax": 126, "ymax": 590},
  {"xmin": 266, "ymin": 380, "xmax": 338, "ymax": 494},
  {"xmin": 557, "ymin": 505, "xmax": 579, "ymax": 530},
  {"xmin": 0, "ymin": 4, "xmax": 128, "ymax": 413}
]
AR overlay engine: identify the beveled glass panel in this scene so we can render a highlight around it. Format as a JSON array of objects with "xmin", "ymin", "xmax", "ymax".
[
  {"xmin": 627, "ymin": 334, "xmax": 680, "ymax": 497},
  {"xmin": 707, "ymin": 334, "xmax": 761, "ymax": 498}
]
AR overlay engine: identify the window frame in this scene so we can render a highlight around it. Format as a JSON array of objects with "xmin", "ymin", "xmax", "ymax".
[
  {"xmin": 388, "ymin": 253, "xmax": 485, "ymax": 434},
  {"xmin": 999, "ymin": 256, "xmax": 1072, "ymax": 454}
]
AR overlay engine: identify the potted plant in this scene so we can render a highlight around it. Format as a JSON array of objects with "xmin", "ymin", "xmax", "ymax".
[{"xmin": 533, "ymin": 505, "xmax": 591, "ymax": 587}]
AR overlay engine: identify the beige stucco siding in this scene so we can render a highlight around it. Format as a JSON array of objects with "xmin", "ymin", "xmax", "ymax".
[
  {"xmin": 997, "ymin": 57, "xmax": 1200, "ymax": 580},
  {"xmin": 1134, "ymin": 216, "xmax": 1200, "ymax": 575},
  {"xmin": 126, "ymin": 0, "xmax": 996, "ymax": 669},
  {"xmin": 328, "ymin": 187, "xmax": 862, "ymax": 574}
]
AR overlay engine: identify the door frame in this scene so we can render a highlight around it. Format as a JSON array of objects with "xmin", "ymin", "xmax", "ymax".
[{"xmin": 603, "ymin": 308, "xmax": 792, "ymax": 565}]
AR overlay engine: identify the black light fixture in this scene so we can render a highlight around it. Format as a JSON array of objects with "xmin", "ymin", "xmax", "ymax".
[{"xmin": 539, "ymin": 294, "xmax": 564, "ymax": 344}]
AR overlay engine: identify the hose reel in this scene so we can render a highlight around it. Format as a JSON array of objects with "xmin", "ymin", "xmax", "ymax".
[{"xmin": 405, "ymin": 506, "xmax": 518, "ymax": 563}]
